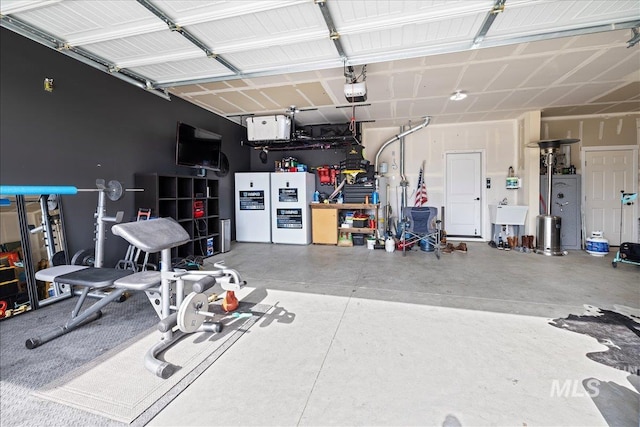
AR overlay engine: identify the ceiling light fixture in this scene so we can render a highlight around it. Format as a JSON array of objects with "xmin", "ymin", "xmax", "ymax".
[{"xmin": 450, "ymin": 91, "xmax": 467, "ymax": 101}]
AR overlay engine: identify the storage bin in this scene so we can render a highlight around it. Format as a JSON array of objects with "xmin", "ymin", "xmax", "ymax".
[
  {"xmin": 352, "ymin": 219, "xmax": 367, "ymax": 228},
  {"xmin": 246, "ymin": 115, "xmax": 291, "ymax": 141},
  {"xmin": 352, "ymin": 234, "xmax": 365, "ymax": 246}
]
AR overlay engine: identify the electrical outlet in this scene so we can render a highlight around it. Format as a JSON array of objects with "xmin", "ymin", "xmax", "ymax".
[{"xmin": 44, "ymin": 78, "xmax": 54, "ymax": 92}]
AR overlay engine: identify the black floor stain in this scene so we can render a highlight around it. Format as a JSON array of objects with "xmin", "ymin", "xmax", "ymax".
[{"xmin": 550, "ymin": 308, "xmax": 640, "ymax": 376}]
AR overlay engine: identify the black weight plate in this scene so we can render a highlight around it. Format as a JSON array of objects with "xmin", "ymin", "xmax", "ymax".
[
  {"xmin": 71, "ymin": 248, "xmax": 95, "ymax": 266},
  {"xmin": 52, "ymin": 251, "xmax": 67, "ymax": 266}
]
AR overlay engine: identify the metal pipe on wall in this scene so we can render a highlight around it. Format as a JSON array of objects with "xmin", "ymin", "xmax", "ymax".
[
  {"xmin": 372, "ymin": 117, "xmax": 431, "ymax": 237},
  {"xmin": 374, "ymin": 116, "xmax": 431, "ymax": 190},
  {"xmin": 545, "ymin": 151, "xmax": 554, "ymax": 216},
  {"xmin": 400, "ymin": 124, "xmax": 406, "ymax": 209}
]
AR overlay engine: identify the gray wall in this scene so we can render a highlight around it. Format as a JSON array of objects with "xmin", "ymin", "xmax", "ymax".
[{"xmin": 0, "ymin": 29, "xmax": 250, "ymax": 266}]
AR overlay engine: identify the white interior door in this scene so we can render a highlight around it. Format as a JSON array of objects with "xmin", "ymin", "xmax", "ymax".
[
  {"xmin": 583, "ymin": 147, "xmax": 638, "ymax": 246},
  {"xmin": 445, "ymin": 152, "xmax": 482, "ymax": 237}
]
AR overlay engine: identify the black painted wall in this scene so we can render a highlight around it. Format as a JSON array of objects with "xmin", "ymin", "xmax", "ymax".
[
  {"xmin": 0, "ymin": 29, "xmax": 250, "ymax": 266},
  {"xmin": 249, "ymin": 148, "xmax": 347, "ymax": 173},
  {"xmin": 248, "ymin": 143, "xmax": 364, "ymax": 192}
]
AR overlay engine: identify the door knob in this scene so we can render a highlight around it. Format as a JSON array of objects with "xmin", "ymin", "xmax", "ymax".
[{"xmin": 474, "ymin": 197, "xmax": 480, "ymax": 201}]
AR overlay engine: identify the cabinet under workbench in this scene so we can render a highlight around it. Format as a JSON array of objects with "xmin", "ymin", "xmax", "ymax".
[{"xmin": 310, "ymin": 203, "xmax": 379, "ymax": 245}]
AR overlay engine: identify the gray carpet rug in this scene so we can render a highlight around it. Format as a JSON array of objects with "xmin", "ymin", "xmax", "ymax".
[
  {"xmin": 549, "ymin": 304, "xmax": 640, "ymax": 376},
  {"xmin": 549, "ymin": 304, "xmax": 640, "ymax": 427},
  {"xmin": 0, "ymin": 291, "xmax": 268, "ymax": 426}
]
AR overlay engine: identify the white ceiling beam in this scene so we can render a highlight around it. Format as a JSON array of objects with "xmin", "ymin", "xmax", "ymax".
[
  {"xmin": 328, "ymin": 2, "xmax": 491, "ymax": 36},
  {"xmin": 65, "ymin": 22, "xmax": 168, "ymax": 46},
  {"xmin": 209, "ymin": 29, "xmax": 328, "ymax": 55},
  {"xmin": 0, "ymin": 0, "xmax": 62, "ymax": 15},
  {"xmin": 136, "ymin": 0, "xmax": 241, "ymax": 74},
  {"xmin": 156, "ymin": 20, "xmax": 639, "ymax": 87},
  {"xmin": 170, "ymin": 0, "xmax": 310, "ymax": 26},
  {"xmin": 480, "ymin": 19, "xmax": 640, "ymax": 46},
  {"xmin": 156, "ymin": 57, "xmax": 345, "ymax": 87},
  {"xmin": 61, "ymin": 1, "xmax": 311, "ymax": 46},
  {"xmin": 112, "ymin": 48, "xmax": 205, "ymax": 69}
]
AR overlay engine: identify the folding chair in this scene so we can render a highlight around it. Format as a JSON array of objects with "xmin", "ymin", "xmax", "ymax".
[{"xmin": 399, "ymin": 206, "xmax": 441, "ymax": 259}]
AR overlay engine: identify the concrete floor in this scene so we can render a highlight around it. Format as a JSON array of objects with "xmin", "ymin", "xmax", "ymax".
[{"xmin": 147, "ymin": 241, "xmax": 639, "ymax": 426}]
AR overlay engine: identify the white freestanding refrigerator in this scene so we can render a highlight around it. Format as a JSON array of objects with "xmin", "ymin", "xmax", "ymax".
[
  {"xmin": 235, "ymin": 172, "xmax": 271, "ymax": 242},
  {"xmin": 270, "ymin": 172, "xmax": 315, "ymax": 244}
]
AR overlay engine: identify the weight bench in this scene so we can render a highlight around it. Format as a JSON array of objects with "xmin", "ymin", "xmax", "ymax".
[
  {"xmin": 27, "ymin": 266, "xmax": 135, "ymax": 349},
  {"xmin": 26, "ymin": 217, "xmax": 246, "ymax": 379}
]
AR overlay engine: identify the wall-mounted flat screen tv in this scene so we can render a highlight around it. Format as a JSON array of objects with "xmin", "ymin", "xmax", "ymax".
[{"xmin": 176, "ymin": 122, "xmax": 222, "ymax": 171}]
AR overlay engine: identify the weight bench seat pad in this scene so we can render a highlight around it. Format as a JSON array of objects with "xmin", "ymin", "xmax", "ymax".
[
  {"xmin": 55, "ymin": 268, "xmax": 133, "ymax": 289},
  {"xmin": 35, "ymin": 265, "xmax": 88, "ymax": 282},
  {"xmin": 113, "ymin": 271, "xmax": 161, "ymax": 291},
  {"xmin": 111, "ymin": 217, "xmax": 190, "ymax": 253}
]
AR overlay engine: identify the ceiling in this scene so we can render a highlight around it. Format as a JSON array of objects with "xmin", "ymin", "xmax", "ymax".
[{"xmin": 1, "ymin": 0, "xmax": 639, "ymax": 129}]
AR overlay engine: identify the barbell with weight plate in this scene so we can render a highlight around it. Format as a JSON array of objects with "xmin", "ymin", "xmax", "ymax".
[
  {"xmin": 0, "ymin": 180, "xmax": 142, "ymax": 201},
  {"xmin": 71, "ymin": 248, "xmax": 95, "ymax": 267},
  {"xmin": 177, "ymin": 292, "xmax": 223, "ymax": 334},
  {"xmin": 95, "ymin": 179, "xmax": 124, "ymax": 201}
]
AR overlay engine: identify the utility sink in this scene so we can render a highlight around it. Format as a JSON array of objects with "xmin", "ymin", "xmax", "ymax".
[{"xmin": 489, "ymin": 205, "xmax": 528, "ymax": 225}]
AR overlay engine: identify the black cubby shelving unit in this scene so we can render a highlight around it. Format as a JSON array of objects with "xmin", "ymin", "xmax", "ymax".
[{"xmin": 134, "ymin": 173, "xmax": 220, "ymax": 261}]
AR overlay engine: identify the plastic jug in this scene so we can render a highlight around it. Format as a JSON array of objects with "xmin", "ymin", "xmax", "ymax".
[{"xmin": 385, "ymin": 237, "xmax": 395, "ymax": 253}]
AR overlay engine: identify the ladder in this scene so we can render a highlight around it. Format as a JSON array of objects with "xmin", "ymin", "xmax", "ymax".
[{"xmin": 116, "ymin": 209, "xmax": 155, "ymax": 271}]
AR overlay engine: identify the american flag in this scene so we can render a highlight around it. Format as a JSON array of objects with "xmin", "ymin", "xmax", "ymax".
[{"xmin": 414, "ymin": 163, "xmax": 428, "ymax": 207}]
